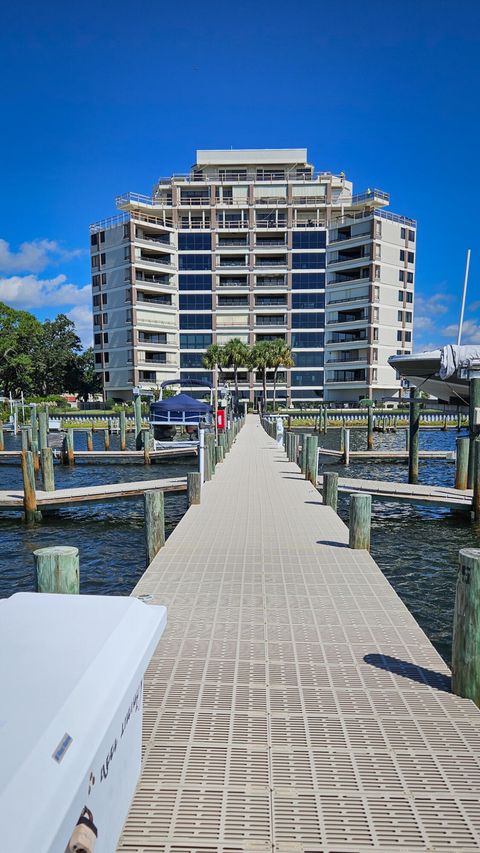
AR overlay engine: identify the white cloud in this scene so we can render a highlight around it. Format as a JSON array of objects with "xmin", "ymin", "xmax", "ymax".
[
  {"xmin": 0, "ymin": 274, "xmax": 91, "ymax": 309},
  {"xmin": 0, "ymin": 238, "xmax": 84, "ymax": 274},
  {"xmin": 441, "ymin": 319, "xmax": 480, "ymax": 344},
  {"xmin": 68, "ymin": 305, "xmax": 93, "ymax": 348}
]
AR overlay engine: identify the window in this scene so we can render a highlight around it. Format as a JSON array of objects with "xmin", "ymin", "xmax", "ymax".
[
  {"xmin": 292, "ymin": 332, "xmax": 324, "ymax": 348},
  {"xmin": 398, "ymin": 290, "xmax": 405, "ymax": 302},
  {"xmin": 124, "ymin": 247, "xmax": 131, "ymax": 261},
  {"xmin": 291, "ymin": 313, "xmax": 324, "ymax": 328},
  {"xmin": 102, "ymin": 313, "xmax": 108, "ymax": 324},
  {"xmin": 372, "ymin": 348, "xmax": 378, "ymax": 361},
  {"xmin": 91, "ymin": 255, "xmax": 100, "ymax": 269},
  {"xmin": 101, "ymin": 273, "xmax": 106, "ymax": 285},
  {"xmin": 95, "ymin": 353, "xmax": 102, "ymax": 364},
  {"xmin": 178, "ymin": 233, "xmax": 212, "ymax": 250},
  {"xmin": 179, "ymin": 314, "xmax": 212, "ymax": 329},
  {"xmin": 100, "ymin": 231, "xmax": 105, "ymax": 243},
  {"xmin": 127, "ymin": 349, "xmax": 133, "ymax": 362},
  {"xmin": 405, "ymin": 331, "xmax": 412, "ymax": 342},
  {"xmin": 292, "ymin": 273, "xmax": 325, "ymax": 289},
  {"xmin": 374, "ymin": 265, "xmax": 381, "ymax": 279},
  {"xmin": 292, "ymin": 231, "xmax": 326, "ymax": 249},
  {"xmin": 123, "ymin": 223, "xmax": 130, "ymax": 239},
  {"xmin": 179, "ymin": 254, "xmax": 211, "ymax": 270},
  {"xmin": 179, "ymin": 274, "xmax": 212, "ymax": 291},
  {"xmin": 291, "ymin": 371, "xmax": 324, "ymax": 386},
  {"xmin": 93, "ymin": 314, "xmax": 101, "ymax": 326},
  {"xmin": 399, "ymin": 271, "xmax": 405, "ymax": 282},
  {"xmin": 407, "ymin": 272, "xmax": 414, "ymax": 283},
  {"xmin": 139, "ymin": 371, "xmax": 156, "ymax": 381},
  {"xmin": 91, "ymin": 234, "xmax": 98, "ymax": 246},
  {"xmin": 374, "ymin": 221, "xmax": 382, "ymax": 238},
  {"xmin": 408, "ymin": 252, "xmax": 414, "ymax": 264},
  {"xmin": 398, "ymin": 310, "xmax": 403, "ymax": 322},
  {"xmin": 125, "ymin": 288, "xmax": 132, "ymax": 303},
  {"xmin": 101, "ymin": 293, "xmax": 107, "ymax": 305},
  {"xmin": 103, "ymin": 333, "xmax": 108, "ymax": 344},
  {"xmin": 292, "ymin": 253, "xmax": 325, "ymax": 269},
  {"xmin": 406, "ymin": 291, "xmax": 413, "ymax": 303},
  {"xmin": 291, "ymin": 390, "xmax": 323, "ymax": 399},
  {"xmin": 104, "ymin": 371, "xmax": 110, "ymax": 382},
  {"xmin": 93, "ymin": 295, "xmax": 101, "ymax": 308},
  {"xmin": 397, "ymin": 330, "xmax": 403, "ymax": 341},
  {"xmin": 375, "ymin": 244, "xmax": 381, "ymax": 259},
  {"xmin": 94, "ymin": 333, "xmax": 102, "ymax": 345},
  {"xmin": 400, "ymin": 250, "xmax": 405, "ymax": 261},
  {"xmin": 100, "ymin": 253, "xmax": 106, "ymax": 265},
  {"xmin": 179, "ymin": 371, "xmax": 212, "ymax": 384},
  {"xmin": 373, "ymin": 328, "xmax": 378, "ymax": 340},
  {"xmin": 92, "ymin": 274, "xmax": 101, "ymax": 288},
  {"xmin": 144, "ymin": 351, "xmax": 166, "ymax": 364},
  {"xmin": 405, "ymin": 312, "xmax": 412, "ymax": 323},
  {"xmin": 125, "ymin": 309, "xmax": 132, "ymax": 322},
  {"xmin": 292, "ymin": 293, "xmax": 325, "ymax": 310},
  {"xmin": 408, "ymin": 230, "xmax": 415, "ymax": 242},
  {"xmin": 374, "ymin": 286, "xmax": 380, "ymax": 301},
  {"xmin": 179, "ymin": 294, "xmax": 212, "ymax": 311},
  {"xmin": 372, "ymin": 368, "xmax": 378, "ymax": 382},
  {"xmin": 139, "ymin": 331, "xmax": 167, "ymax": 344},
  {"xmin": 104, "ymin": 352, "xmax": 109, "ymax": 364},
  {"xmin": 293, "ymin": 351, "xmax": 323, "ymax": 367},
  {"xmin": 401, "ymin": 227, "xmax": 406, "ymax": 239},
  {"xmin": 180, "ymin": 352, "xmax": 205, "ymax": 368},
  {"xmin": 180, "ymin": 333, "xmax": 212, "ymax": 349}
]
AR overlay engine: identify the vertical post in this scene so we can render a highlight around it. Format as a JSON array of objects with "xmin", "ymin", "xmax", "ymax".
[
  {"xmin": 300, "ymin": 433, "xmax": 309, "ymax": 474},
  {"xmin": 67, "ymin": 429, "xmax": 75, "ymax": 465},
  {"xmin": 38, "ymin": 411, "xmax": 48, "ymax": 451},
  {"xmin": 408, "ymin": 387, "xmax": 420, "ymax": 485},
  {"xmin": 452, "ymin": 547, "xmax": 480, "ymax": 704},
  {"xmin": 104, "ymin": 428, "xmax": 110, "ymax": 451},
  {"xmin": 207, "ymin": 433, "xmax": 216, "ymax": 475},
  {"xmin": 457, "ymin": 409, "xmax": 462, "ymax": 432},
  {"xmin": 349, "ymin": 493, "xmax": 371, "ymax": 550},
  {"xmin": 455, "ymin": 437, "xmax": 469, "ymax": 490},
  {"xmin": 143, "ymin": 428, "xmax": 152, "ymax": 464},
  {"xmin": 187, "ymin": 471, "xmax": 201, "ymax": 505},
  {"xmin": 30, "ymin": 404, "xmax": 38, "ymax": 446},
  {"xmin": 292, "ymin": 434, "xmax": 300, "ymax": 466},
  {"xmin": 144, "ymin": 489, "xmax": 165, "ymax": 565},
  {"xmin": 21, "ymin": 450, "xmax": 38, "ymax": 524},
  {"xmin": 323, "ymin": 471, "xmax": 338, "ymax": 512},
  {"xmin": 134, "ymin": 395, "xmax": 143, "ymax": 450},
  {"xmin": 215, "ymin": 445, "xmax": 223, "ymax": 464},
  {"xmin": 474, "ymin": 437, "xmax": 480, "ymax": 521},
  {"xmin": 468, "ymin": 377, "xmax": 480, "ymax": 488},
  {"xmin": 41, "ymin": 447, "xmax": 55, "ymax": 492},
  {"xmin": 323, "ymin": 406, "xmax": 328, "ymax": 433},
  {"xmin": 86, "ymin": 429, "xmax": 93, "ymax": 452},
  {"xmin": 33, "ymin": 546, "xmax": 80, "ymax": 594},
  {"xmin": 343, "ymin": 428, "xmax": 350, "ymax": 465},
  {"xmin": 120, "ymin": 410, "xmax": 127, "ymax": 450},
  {"xmin": 199, "ymin": 425, "xmax": 205, "ymax": 483},
  {"xmin": 405, "ymin": 427, "xmax": 410, "ymax": 452},
  {"xmin": 0, "ymin": 422, "xmax": 4, "ymax": 452},
  {"xmin": 21, "ymin": 427, "xmax": 29, "ymax": 452},
  {"xmin": 305, "ymin": 434, "xmax": 319, "ymax": 486},
  {"xmin": 367, "ymin": 406, "xmax": 373, "ymax": 450},
  {"xmin": 27, "ymin": 426, "xmax": 32, "ymax": 450},
  {"xmin": 31, "ymin": 440, "xmax": 40, "ymax": 473}
]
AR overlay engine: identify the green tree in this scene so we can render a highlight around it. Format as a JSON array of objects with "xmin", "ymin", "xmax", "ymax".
[
  {"xmin": 0, "ymin": 302, "xmax": 43, "ymax": 396},
  {"xmin": 202, "ymin": 343, "xmax": 226, "ymax": 378},
  {"xmin": 65, "ymin": 348, "xmax": 102, "ymax": 401},
  {"xmin": 250, "ymin": 341, "xmax": 275, "ymax": 409},
  {"xmin": 33, "ymin": 314, "xmax": 82, "ymax": 395},
  {"xmin": 271, "ymin": 340, "xmax": 294, "ymax": 412},
  {"xmin": 222, "ymin": 338, "xmax": 251, "ymax": 405}
]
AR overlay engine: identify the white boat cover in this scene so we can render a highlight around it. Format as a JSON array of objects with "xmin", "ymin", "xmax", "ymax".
[{"xmin": 439, "ymin": 345, "xmax": 480, "ymax": 379}]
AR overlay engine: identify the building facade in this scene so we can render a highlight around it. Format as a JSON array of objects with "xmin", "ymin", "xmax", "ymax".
[{"xmin": 90, "ymin": 149, "xmax": 415, "ymax": 404}]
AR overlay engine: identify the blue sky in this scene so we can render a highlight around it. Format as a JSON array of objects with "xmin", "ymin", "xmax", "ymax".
[{"xmin": 1, "ymin": 0, "xmax": 479, "ymax": 348}]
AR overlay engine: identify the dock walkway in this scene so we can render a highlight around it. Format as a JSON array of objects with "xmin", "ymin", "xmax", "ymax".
[
  {"xmin": 318, "ymin": 473, "xmax": 472, "ymax": 509},
  {"xmin": 122, "ymin": 415, "xmax": 480, "ymax": 852},
  {"xmin": 0, "ymin": 477, "xmax": 186, "ymax": 510}
]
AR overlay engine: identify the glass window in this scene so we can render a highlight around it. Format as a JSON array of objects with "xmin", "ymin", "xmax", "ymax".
[
  {"xmin": 401, "ymin": 227, "xmax": 406, "ymax": 239},
  {"xmin": 398, "ymin": 290, "xmax": 404, "ymax": 301},
  {"xmin": 291, "ymin": 371, "xmax": 324, "ymax": 386},
  {"xmin": 397, "ymin": 330, "xmax": 403, "ymax": 341},
  {"xmin": 291, "ymin": 312, "xmax": 324, "ymax": 328},
  {"xmin": 139, "ymin": 331, "xmax": 167, "ymax": 344},
  {"xmin": 292, "ymin": 332, "xmax": 324, "ymax": 348},
  {"xmin": 405, "ymin": 331, "xmax": 412, "ymax": 342},
  {"xmin": 94, "ymin": 333, "xmax": 102, "ymax": 345},
  {"xmin": 292, "ymin": 253, "xmax": 325, "ymax": 269},
  {"xmin": 180, "ymin": 352, "xmax": 205, "ymax": 368},
  {"xmin": 179, "ymin": 254, "xmax": 211, "ymax": 270},
  {"xmin": 408, "ymin": 230, "xmax": 415, "ymax": 242},
  {"xmin": 408, "ymin": 252, "xmax": 414, "ymax": 263},
  {"xmin": 179, "ymin": 314, "xmax": 212, "ymax": 330},
  {"xmin": 406, "ymin": 291, "xmax": 413, "ymax": 303},
  {"xmin": 292, "ymin": 273, "xmax": 325, "ymax": 289},
  {"xmin": 179, "ymin": 274, "xmax": 212, "ymax": 290},
  {"xmin": 178, "ymin": 233, "xmax": 212, "ymax": 250},
  {"xmin": 292, "ymin": 293, "xmax": 325, "ymax": 310},
  {"xmin": 180, "ymin": 333, "xmax": 212, "ymax": 349},
  {"xmin": 179, "ymin": 371, "xmax": 212, "ymax": 384},
  {"xmin": 399, "ymin": 270, "xmax": 405, "ymax": 282},
  {"xmin": 292, "ymin": 231, "xmax": 326, "ymax": 249},
  {"xmin": 293, "ymin": 351, "xmax": 324, "ymax": 367},
  {"xmin": 179, "ymin": 294, "xmax": 212, "ymax": 311},
  {"xmin": 291, "ymin": 389, "xmax": 323, "ymax": 399}
]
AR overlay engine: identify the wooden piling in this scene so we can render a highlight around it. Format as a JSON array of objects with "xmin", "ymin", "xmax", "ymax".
[
  {"xmin": 21, "ymin": 428, "xmax": 29, "ymax": 452},
  {"xmin": 143, "ymin": 428, "xmax": 152, "ymax": 464},
  {"xmin": 343, "ymin": 428, "xmax": 350, "ymax": 465},
  {"xmin": 468, "ymin": 377, "xmax": 480, "ymax": 488},
  {"xmin": 367, "ymin": 407, "xmax": 373, "ymax": 450},
  {"xmin": 215, "ymin": 445, "xmax": 223, "ymax": 464},
  {"xmin": 134, "ymin": 395, "xmax": 143, "ymax": 450},
  {"xmin": 0, "ymin": 422, "xmax": 4, "ymax": 452},
  {"xmin": 455, "ymin": 437, "xmax": 469, "ymax": 490},
  {"xmin": 21, "ymin": 450, "xmax": 38, "ymax": 524},
  {"xmin": 38, "ymin": 411, "xmax": 48, "ymax": 451},
  {"xmin": 349, "ymin": 493, "xmax": 371, "ymax": 550},
  {"xmin": 41, "ymin": 447, "xmax": 55, "ymax": 492},
  {"xmin": 120, "ymin": 410, "xmax": 127, "ymax": 450},
  {"xmin": 62, "ymin": 429, "xmax": 75, "ymax": 465},
  {"xmin": 452, "ymin": 547, "xmax": 480, "ymax": 705},
  {"xmin": 300, "ymin": 433, "xmax": 309, "ymax": 474},
  {"xmin": 408, "ymin": 387, "xmax": 420, "ymax": 485},
  {"xmin": 323, "ymin": 471, "xmax": 338, "ymax": 513},
  {"xmin": 33, "ymin": 546, "xmax": 80, "ymax": 594},
  {"xmin": 187, "ymin": 471, "xmax": 201, "ymax": 505},
  {"xmin": 27, "ymin": 426, "xmax": 32, "ymax": 450},
  {"xmin": 86, "ymin": 429, "xmax": 93, "ymax": 452},
  {"xmin": 144, "ymin": 489, "xmax": 165, "ymax": 565},
  {"xmin": 474, "ymin": 438, "xmax": 480, "ymax": 521},
  {"xmin": 31, "ymin": 440, "xmax": 40, "ymax": 473},
  {"xmin": 104, "ymin": 428, "xmax": 110, "ymax": 450},
  {"xmin": 305, "ymin": 435, "xmax": 318, "ymax": 486},
  {"xmin": 292, "ymin": 434, "xmax": 300, "ymax": 466},
  {"xmin": 30, "ymin": 404, "xmax": 38, "ymax": 445}
]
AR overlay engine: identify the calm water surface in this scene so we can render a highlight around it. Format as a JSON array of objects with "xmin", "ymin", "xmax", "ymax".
[{"xmin": 0, "ymin": 425, "xmax": 474, "ymax": 664}]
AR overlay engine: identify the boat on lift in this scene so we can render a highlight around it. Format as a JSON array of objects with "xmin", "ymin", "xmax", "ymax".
[
  {"xmin": 149, "ymin": 379, "xmax": 213, "ymax": 441},
  {"xmin": 389, "ymin": 344, "xmax": 480, "ymax": 404}
]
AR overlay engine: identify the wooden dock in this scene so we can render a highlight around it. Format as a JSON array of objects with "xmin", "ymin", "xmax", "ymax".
[
  {"xmin": 318, "ymin": 473, "xmax": 472, "ymax": 509},
  {"xmin": 119, "ymin": 415, "xmax": 480, "ymax": 852},
  {"xmin": 0, "ymin": 446, "xmax": 197, "ymax": 464},
  {"xmin": 0, "ymin": 477, "xmax": 187, "ymax": 510},
  {"xmin": 318, "ymin": 447, "xmax": 455, "ymax": 462}
]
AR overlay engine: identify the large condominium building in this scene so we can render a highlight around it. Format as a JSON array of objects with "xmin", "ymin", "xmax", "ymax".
[{"xmin": 90, "ymin": 149, "xmax": 416, "ymax": 404}]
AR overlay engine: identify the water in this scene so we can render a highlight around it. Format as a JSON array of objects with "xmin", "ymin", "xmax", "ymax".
[
  {"xmin": 0, "ymin": 430, "xmax": 190, "ymax": 599},
  {"xmin": 0, "ymin": 426, "xmax": 474, "ymax": 665}
]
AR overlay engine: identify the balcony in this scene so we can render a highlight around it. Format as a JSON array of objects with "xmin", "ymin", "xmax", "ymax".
[
  {"xmin": 136, "ymin": 232, "xmax": 172, "ymax": 247},
  {"xmin": 329, "ymin": 271, "xmax": 370, "ymax": 285},
  {"xmin": 326, "ymin": 352, "xmax": 368, "ymax": 364},
  {"xmin": 255, "ymin": 256, "xmax": 287, "ymax": 267},
  {"xmin": 255, "ymin": 298, "xmax": 287, "ymax": 307},
  {"xmin": 217, "ymin": 238, "xmax": 249, "ymax": 247},
  {"xmin": 326, "ymin": 293, "xmax": 369, "ymax": 306},
  {"xmin": 138, "ymin": 253, "xmax": 173, "ymax": 268},
  {"xmin": 255, "ymin": 239, "xmax": 286, "ymax": 247},
  {"xmin": 217, "ymin": 277, "xmax": 248, "ymax": 287},
  {"xmin": 179, "ymin": 195, "xmax": 210, "ymax": 206},
  {"xmin": 255, "ymin": 220, "xmax": 287, "ymax": 230},
  {"xmin": 217, "ymin": 297, "xmax": 249, "ymax": 307},
  {"xmin": 255, "ymin": 315, "xmax": 286, "ymax": 326},
  {"xmin": 216, "ymin": 220, "xmax": 250, "ymax": 230},
  {"xmin": 137, "ymin": 293, "xmax": 174, "ymax": 307},
  {"xmin": 217, "ymin": 257, "xmax": 248, "ymax": 268},
  {"xmin": 326, "ymin": 311, "xmax": 368, "ymax": 325},
  {"xmin": 136, "ymin": 273, "xmax": 173, "ymax": 287},
  {"xmin": 328, "ymin": 249, "xmax": 371, "ymax": 265},
  {"xmin": 326, "ymin": 331, "xmax": 368, "ymax": 344},
  {"xmin": 326, "ymin": 369, "xmax": 367, "ymax": 383},
  {"xmin": 256, "ymin": 277, "xmax": 286, "ymax": 287}
]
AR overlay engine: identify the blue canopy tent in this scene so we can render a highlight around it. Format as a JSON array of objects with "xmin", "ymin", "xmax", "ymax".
[{"xmin": 150, "ymin": 393, "xmax": 212, "ymax": 426}]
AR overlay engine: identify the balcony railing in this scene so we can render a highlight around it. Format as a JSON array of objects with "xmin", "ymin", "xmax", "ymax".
[
  {"xmin": 218, "ymin": 259, "xmax": 247, "ymax": 267},
  {"xmin": 217, "ymin": 278, "xmax": 249, "ymax": 287},
  {"xmin": 326, "ymin": 313, "xmax": 368, "ymax": 324},
  {"xmin": 256, "ymin": 277, "xmax": 286, "ymax": 287},
  {"xmin": 255, "ymin": 316, "xmax": 287, "ymax": 326},
  {"xmin": 327, "ymin": 332, "xmax": 368, "ymax": 343},
  {"xmin": 255, "ymin": 300, "xmax": 288, "ymax": 307},
  {"xmin": 217, "ymin": 240, "xmax": 249, "ymax": 247},
  {"xmin": 136, "ymin": 234, "xmax": 172, "ymax": 246},
  {"xmin": 179, "ymin": 197, "xmax": 211, "ymax": 206},
  {"xmin": 138, "ymin": 255, "xmax": 173, "ymax": 267},
  {"xmin": 255, "ymin": 258, "xmax": 287, "ymax": 267},
  {"xmin": 216, "ymin": 221, "xmax": 250, "ymax": 230},
  {"xmin": 326, "ymin": 293, "xmax": 369, "ymax": 306}
]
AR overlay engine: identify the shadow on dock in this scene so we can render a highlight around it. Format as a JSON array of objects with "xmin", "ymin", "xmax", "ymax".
[{"xmin": 364, "ymin": 653, "xmax": 451, "ymax": 692}]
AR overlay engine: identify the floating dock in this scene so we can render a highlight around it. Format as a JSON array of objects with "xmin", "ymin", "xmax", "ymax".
[
  {"xmin": 118, "ymin": 415, "xmax": 480, "ymax": 852},
  {"xmin": 0, "ymin": 446, "xmax": 197, "ymax": 464},
  {"xmin": 0, "ymin": 477, "xmax": 187, "ymax": 511},
  {"xmin": 318, "ymin": 473, "xmax": 472, "ymax": 509}
]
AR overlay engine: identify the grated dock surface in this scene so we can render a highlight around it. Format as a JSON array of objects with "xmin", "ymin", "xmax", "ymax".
[{"xmin": 119, "ymin": 415, "xmax": 480, "ymax": 852}]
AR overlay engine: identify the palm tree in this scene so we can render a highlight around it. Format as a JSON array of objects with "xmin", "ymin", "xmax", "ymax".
[
  {"xmin": 202, "ymin": 343, "xmax": 225, "ymax": 378},
  {"xmin": 222, "ymin": 338, "xmax": 251, "ymax": 409},
  {"xmin": 270, "ymin": 340, "xmax": 294, "ymax": 412},
  {"xmin": 250, "ymin": 341, "xmax": 275, "ymax": 411}
]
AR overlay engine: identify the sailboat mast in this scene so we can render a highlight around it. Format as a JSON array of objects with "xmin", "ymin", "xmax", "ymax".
[{"xmin": 457, "ymin": 248, "xmax": 471, "ymax": 346}]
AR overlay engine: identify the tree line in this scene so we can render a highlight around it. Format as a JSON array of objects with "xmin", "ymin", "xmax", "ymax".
[
  {"xmin": 203, "ymin": 338, "xmax": 294, "ymax": 410},
  {"xmin": 0, "ymin": 302, "xmax": 101, "ymax": 400}
]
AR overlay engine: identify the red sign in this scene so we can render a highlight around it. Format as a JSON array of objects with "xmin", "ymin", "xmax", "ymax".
[{"xmin": 216, "ymin": 409, "xmax": 226, "ymax": 430}]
